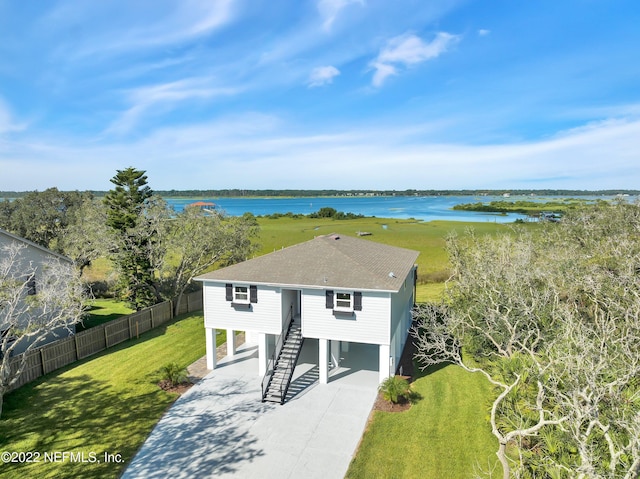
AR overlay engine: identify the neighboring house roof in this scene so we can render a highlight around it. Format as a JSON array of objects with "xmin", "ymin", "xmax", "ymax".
[
  {"xmin": 0, "ymin": 228, "xmax": 73, "ymax": 264},
  {"xmin": 196, "ymin": 233, "xmax": 419, "ymax": 292}
]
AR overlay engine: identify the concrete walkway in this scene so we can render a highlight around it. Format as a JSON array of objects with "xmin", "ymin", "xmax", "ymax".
[{"xmin": 122, "ymin": 339, "xmax": 380, "ymax": 479}]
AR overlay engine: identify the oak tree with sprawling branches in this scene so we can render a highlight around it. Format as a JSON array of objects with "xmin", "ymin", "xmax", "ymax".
[
  {"xmin": 157, "ymin": 208, "xmax": 260, "ymax": 315},
  {"xmin": 412, "ymin": 201, "xmax": 640, "ymax": 478}
]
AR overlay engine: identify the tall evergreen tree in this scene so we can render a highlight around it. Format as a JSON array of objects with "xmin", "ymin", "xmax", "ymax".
[
  {"xmin": 104, "ymin": 168, "xmax": 152, "ymax": 230},
  {"xmin": 104, "ymin": 167, "xmax": 156, "ymax": 310}
]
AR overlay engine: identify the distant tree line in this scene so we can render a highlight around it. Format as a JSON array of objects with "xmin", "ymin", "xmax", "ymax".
[{"xmin": 3, "ymin": 189, "xmax": 639, "ymax": 199}]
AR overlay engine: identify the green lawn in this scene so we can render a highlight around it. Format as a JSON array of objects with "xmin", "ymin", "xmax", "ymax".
[
  {"xmin": 0, "ymin": 312, "xmax": 223, "ymax": 479},
  {"xmin": 346, "ymin": 364, "xmax": 499, "ymax": 478},
  {"xmin": 77, "ymin": 299, "xmax": 135, "ymax": 331},
  {"xmin": 416, "ymin": 283, "xmax": 446, "ymax": 303}
]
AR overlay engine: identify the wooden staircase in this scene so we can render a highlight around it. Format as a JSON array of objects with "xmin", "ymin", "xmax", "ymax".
[{"xmin": 261, "ymin": 320, "xmax": 304, "ymax": 404}]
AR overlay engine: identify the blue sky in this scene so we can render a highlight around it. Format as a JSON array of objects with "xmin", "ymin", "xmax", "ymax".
[{"xmin": 1, "ymin": 0, "xmax": 639, "ymax": 191}]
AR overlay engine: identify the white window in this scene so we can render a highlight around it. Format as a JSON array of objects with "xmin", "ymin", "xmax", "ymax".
[
  {"xmin": 335, "ymin": 292, "xmax": 353, "ymax": 311},
  {"xmin": 234, "ymin": 286, "xmax": 249, "ymax": 303}
]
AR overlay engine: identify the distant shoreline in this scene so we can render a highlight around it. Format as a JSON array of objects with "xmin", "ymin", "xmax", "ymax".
[{"xmin": 2, "ymin": 189, "xmax": 639, "ymax": 199}]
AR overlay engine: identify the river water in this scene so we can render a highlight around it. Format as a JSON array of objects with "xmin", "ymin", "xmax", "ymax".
[{"xmin": 164, "ymin": 195, "xmax": 540, "ymax": 223}]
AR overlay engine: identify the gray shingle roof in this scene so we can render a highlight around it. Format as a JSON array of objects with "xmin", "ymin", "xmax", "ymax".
[
  {"xmin": 195, "ymin": 233, "xmax": 419, "ymax": 292},
  {"xmin": 0, "ymin": 228, "xmax": 73, "ymax": 263}
]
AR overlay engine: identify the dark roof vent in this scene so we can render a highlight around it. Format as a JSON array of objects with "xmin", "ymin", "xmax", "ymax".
[{"xmin": 328, "ymin": 234, "xmax": 340, "ymax": 240}]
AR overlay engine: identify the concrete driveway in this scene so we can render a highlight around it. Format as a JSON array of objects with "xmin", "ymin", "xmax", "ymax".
[{"xmin": 122, "ymin": 340, "xmax": 379, "ymax": 479}]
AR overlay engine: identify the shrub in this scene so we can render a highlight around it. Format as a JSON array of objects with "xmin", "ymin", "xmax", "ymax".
[
  {"xmin": 159, "ymin": 362, "xmax": 188, "ymax": 387},
  {"xmin": 379, "ymin": 375, "xmax": 411, "ymax": 404},
  {"xmin": 308, "ymin": 207, "xmax": 364, "ymax": 220}
]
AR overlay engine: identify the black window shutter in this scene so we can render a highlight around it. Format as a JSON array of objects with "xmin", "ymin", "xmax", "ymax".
[
  {"xmin": 354, "ymin": 291, "xmax": 362, "ymax": 311},
  {"xmin": 225, "ymin": 284, "xmax": 233, "ymax": 301},
  {"xmin": 26, "ymin": 276, "xmax": 36, "ymax": 296},
  {"xmin": 250, "ymin": 285, "xmax": 258, "ymax": 303},
  {"xmin": 325, "ymin": 290, "xmax": 334, "ymax": 309}
]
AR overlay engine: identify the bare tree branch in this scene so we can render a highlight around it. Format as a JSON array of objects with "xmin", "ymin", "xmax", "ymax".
[{"xmin": 0, "ymin": 242, "xmax": 86, "ymax": 417}]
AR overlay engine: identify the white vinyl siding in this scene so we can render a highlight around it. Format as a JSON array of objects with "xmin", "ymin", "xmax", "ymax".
[
  {"xmin": 203, "ymin": 282, "xmax": 283, "ymax": 334},
  {"xmin": 301, "ymin": 288, "xmax": 390, "ymax": 344},
  {"xmin": 200, "ymin": 265, "xmax": 415, "ymax": 355}
]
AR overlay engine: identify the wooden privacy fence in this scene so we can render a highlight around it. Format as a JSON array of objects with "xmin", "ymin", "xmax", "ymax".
[{"xmin": 8, "ymin": 291, "xmax": 203, "ymax": 391}]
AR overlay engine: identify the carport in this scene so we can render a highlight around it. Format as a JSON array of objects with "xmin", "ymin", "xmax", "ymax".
[{"xmin": 122, "ymin": 340, "xmax": 379, "ymax": 479}]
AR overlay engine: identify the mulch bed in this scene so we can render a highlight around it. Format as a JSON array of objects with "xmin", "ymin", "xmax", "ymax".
[
  {"xmin": 373, "ymin": 390, "xmax": 412, "ymax": 412},
  {"xmin": 158, "ymin": 380, "xmax": 193, "ymax": 395}
]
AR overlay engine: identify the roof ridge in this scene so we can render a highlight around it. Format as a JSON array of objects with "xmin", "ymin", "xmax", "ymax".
[
  {"xmin": 0, "ymin": 228, "xmax": 73, "ymax": 263},
  {"xmin": 319, "ymin": 234, "xmax": 408, "ymax": 288}
]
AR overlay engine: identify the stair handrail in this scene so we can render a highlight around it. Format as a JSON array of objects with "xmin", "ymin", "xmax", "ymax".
[
  {"xmin": 261, "ymin": 305, "xmax": 293, "ymax": 401},
  {"xmin": 277, "ymin": 330, "xmax": 304, "ymax": 405}
]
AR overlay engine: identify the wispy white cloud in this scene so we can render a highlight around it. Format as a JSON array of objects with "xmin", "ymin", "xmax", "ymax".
[
  {"xmin": 3, "ymin": 113, "xmax": 639, "ymax": 191},
  {"xmin": 370, "ymin": 32, "xmax": 461, "ymax": 87},
  {"xmin": 149, "ymin": 116, "xmax": 640, "ymax": 189},
  {"xmin": 183, "ymin": 0, "xmax": 235, "ymax": 37},
  {"xmin": 558, "ymin": 103, "xmax": 640, "ymax": 122},
  {"xmin": 104, "ymin": 78, "xmax": 240, "ymax": 135},
  {"xmin": 370, "ymin": 62, "xmax": 398, "ymax": 89},
  {"xmin": 317, "ymin": 0, "xmax": 364, "ymax": 32},
  {"xmin": 308, "ymin": 66, "xmax": 341, "ymax": 87},
  {"xmin": 478, "ymin": 29, "xmax": 491, "ymax": 36},
  {"xmin": 0, "ymin": 98, "xmax": 27, "ymax": 135},
  {"xmin": 44, "ymin": 0, "xmax": 236, "ymax": 61},
  {"xmin": 119, "ymin": 0, "xmax": 235, "ymax": 50}
]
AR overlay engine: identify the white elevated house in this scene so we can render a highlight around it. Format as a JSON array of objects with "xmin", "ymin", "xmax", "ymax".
[
  {"xmin": 0, "ymin": 228, "xmax": 75, "ymax": 355},
  {"xmin": 195, "ymin": 233, "xmax": 418, "ymax": 402}
]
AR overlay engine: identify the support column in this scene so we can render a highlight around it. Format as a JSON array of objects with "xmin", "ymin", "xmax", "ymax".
[
  {"xmin": 319, "ymin": 339, "xmax": 329, "ymax": 384},
  {"xmin": 205, "ymin": 328, "xmax": 217, "ymax": 370},
  {"xmin": 378, "ymin": 344, "xmax": 391, "ymax": 384},
  {"xmin": 330, "ymin": 340, "xmax": 341, "ymax": 368},
  {"xmin": 245, "ymin": 330, "xmax": 257, "ymax": 344},
  {"xmin": 258, "ymin": 333, "xmax": 268, "ymax": 377},
  {"xmin": 226, "ymin": 329, "xmax": 236, "ymax": 357}
]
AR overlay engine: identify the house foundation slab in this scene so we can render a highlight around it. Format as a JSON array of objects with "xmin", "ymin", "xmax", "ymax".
[{"xmin": 122, "ymin": 341, "xmax": 379, "ymax": 479}]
